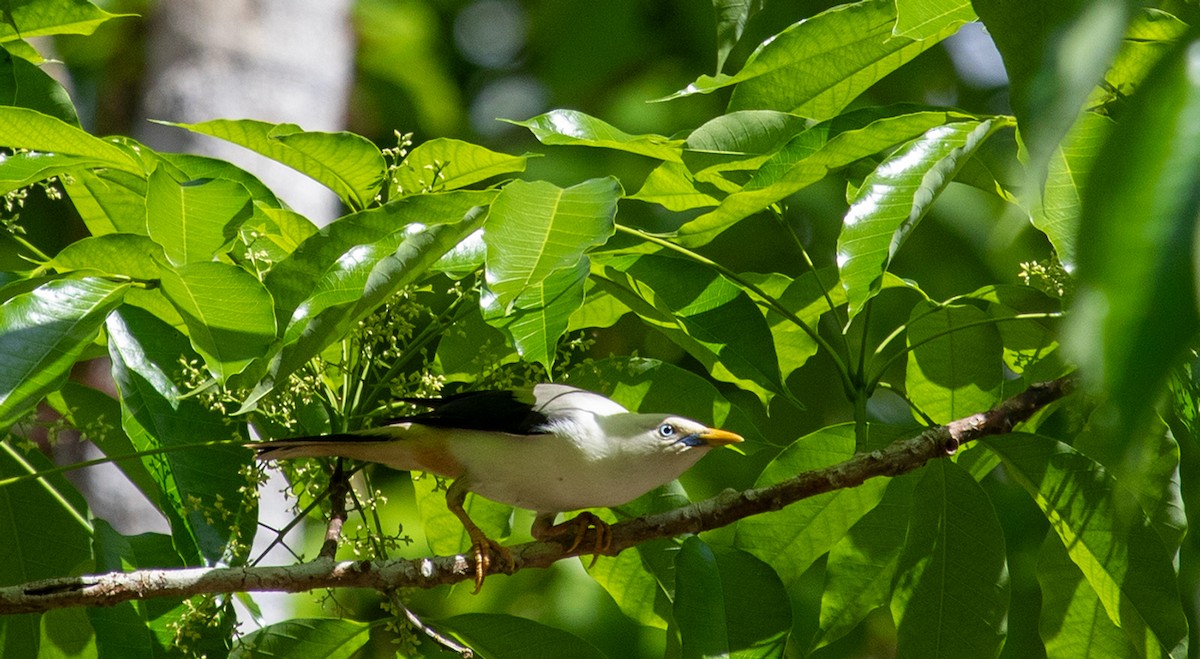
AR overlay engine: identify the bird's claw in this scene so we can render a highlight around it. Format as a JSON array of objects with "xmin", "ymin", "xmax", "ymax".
[
  {"xmin": 536, "ymin": 512, "xmax": 612, "ymax": 567},
  {"xmin": 466, "ymin": 527, "xmax": 512, "ymax": 594}
]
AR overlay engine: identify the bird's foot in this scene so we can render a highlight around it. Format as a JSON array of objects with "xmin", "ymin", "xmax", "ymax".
[
  {"xmin": 465, "ymin": 526, "xmax": 513, "ymax": 594},
  {"xmin": 532, "ymin": 512, "xmax": 612, "ymax": 567}
]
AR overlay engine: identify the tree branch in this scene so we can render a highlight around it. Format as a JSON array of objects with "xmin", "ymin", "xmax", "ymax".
[{"xmin": 0, "ymin": 377, "xmax": 1073, "ymax": 615}]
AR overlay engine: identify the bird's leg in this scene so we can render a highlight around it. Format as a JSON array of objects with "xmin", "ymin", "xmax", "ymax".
[
  {"xmin": 531, "ymin": 511, "xmax": 613, "ymax": 567},
  {"xmin": 446, "ymin": 478, "xmax": 512, "ymax": 593}
]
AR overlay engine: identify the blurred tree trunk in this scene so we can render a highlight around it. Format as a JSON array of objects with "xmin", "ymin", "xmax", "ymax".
[{"xmin": 136, "ymin": 0, "xmax": 355, "ymax": 223}]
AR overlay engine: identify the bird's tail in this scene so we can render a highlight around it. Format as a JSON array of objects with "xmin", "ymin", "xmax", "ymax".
[{"xmin": 250, "ymin": 426, "xmax": 455, "ymax": 475}]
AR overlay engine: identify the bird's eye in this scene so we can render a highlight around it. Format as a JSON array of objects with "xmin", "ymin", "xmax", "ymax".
[{"xmin": 657, "ymin": 423, "xmax": 676, "ymax": 438}]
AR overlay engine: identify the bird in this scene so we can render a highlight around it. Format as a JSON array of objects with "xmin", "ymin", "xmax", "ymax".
[{"xmin": 251, "ymin": 383, "xmax": 744, "ymax": 591}]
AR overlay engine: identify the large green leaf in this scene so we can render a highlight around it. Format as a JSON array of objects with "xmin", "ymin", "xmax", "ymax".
[
  {"xmin": 0, "ymin": 0, "xmax": 130, "ymax": 42},
  {"xmin": 158, "ymin": 262, "xmax": 277, "ymax": 383},
  {"xmin": 713, "ymin": 0, "xmax": 764, "ymax": 72},
  {"xmin": 891, "ymin": 460, "xmax": 1009, "ymax": 658},
  {"xmin": 0, "ymin": 46, "xmax": 78, "ymax": 124},
  {"xmin": 629, "ymin": 162, "xmax": 720, "ymax": 212},
  {"xmin": 1067, "ymin": 32, "xmax": 1200, "ymax": 440},
  {"xmin": 984, "ymin": 434, "xmax": 1188, "ymax": 657},
  {"xmin": 483, "ymin": 177, "xmax": 619, "ymax": 312},
  {"xmin": 667, "ymin": 0, "xmax": 956, "ymax": 119},
  {"xmin": 0, "ymin": 277, "xmax": 126, "ymax": 430},
  {"xmin": 740, "ymin": 268, "xmax": 844, "ymax": 381},
  {"xmin": 0, "ymin": 106, "xmax": 138, "ymax": 169},
  {"xmin": 593, "ymin": 253, "xmax": 783, "ymax": 404},
  {"xmin": 893, "ymin": 0, "xmax": 975, "ymax": 39},
  {"xmin": 392, "ymin": 137, "xmax": 528, "ymax": 196},
  {"xmin": 675, "ymin": 108, "xmax": 980, "ymax": 247},
  {"xmin": 1029, "ymin": 111, "xmax": 1112, "ymax": 268},
  {"xmin": 161, "ymin": 118, "xmax": 385, "ymax": 210},
  {"xmin": 63, "ymin": 169, "xmax": 149, "ymax": 236},
  {"xmin": 0, "ymin": 445, "xmax": 92, "ymax": 658},
  {"xmin": 45, "ymin": 234, "xmax": 164, "ymax": 281},
  {"xmin": 267, "ymin": 190, "xmax": 495, "ymax": 336},
  {"xmin": 733, "ymin": 424, "xmax": 888, "ymax": 588},
  {"xmin": 229, "ymin": 619, "xmax": 371, "ymax": 659},
  {"xmin": 674, "ymin": 537, "xmax": 791, "ymax": 659},
  {"xmin": 905, "ymin": 301, "xmax": 1004, "ymax": 423},
  {"xmin": 836, "ymin": 119, "xmax": 1000, "ymax": 317},
  {"xmin": 0, "ymin": 151, "xmax": 106, "ymax": 196},
  {"xmin": 814, "ymin": 474, "xmax": 916, "ymax": 651},
  {"xmin": 106, "ymin": 307, "xmax": 254, "ymax": 567},
  {"xmin": 482, "ymin": 259, "xmax": 587, "ymax": 368},
  {"xmin": 145, "ymin": 169, "xmax": 253, "ymax": 265},
  {"xmin": 440, "ymin": 614, "xmax": 608, "ymax": 659},
  {"xmin": 1038, "ymin": 531, "xmax": 1136, "ymax": 659},
  {"xmin": 506, "ymin": 110, "xmax": 684, "ymax": 162}
]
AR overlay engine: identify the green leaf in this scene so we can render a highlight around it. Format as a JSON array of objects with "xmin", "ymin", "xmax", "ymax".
[
  {"xmin": 734, "ymin": 424, "xmax": 888, "ymax": 587},
  {"xmin": 1029, "ymin": 111, "xmax": 1112, "ymax": 268},
  {"xmin": 905, "ymin": 302, "xmax": 1003, "ymax": 423},
  {"xmin": 984, "ymin": 434, "xmax": 1188, "ymax": 657},
  {"xmin": 434, "ymin": 303, "xmax": 518, "ymax": 383},
  {"xmin": 0, "ymin": 0, "xmax": 131, "ymax": 42},
  {"xmin": 159, "ymin": 262, "xmax": 277, "ymax": 382},
  {"xmin": 156, "ymin": 152, "xmax": 284, "ymax": 207},
  {"xmin": 0, "ymin": 106, "xmax": 139, "ymax": 169},
  {"xmin": 1038, "ymin": 531, "xmax": 1137, "ymax": 659},
  {"xmin": 106, "ymin": 307, "xmax": 255, "ymax": 567},
  {"xmin": 891, "ymin": 460, "xmax": 1009, "ymax": 658},
  {"xmin": 973, "ymin": 0, "xmax": 1129, "ymax": 181},
  {"xmin": 713, "ymin": 0, "xmax": 764, "ymax": 72},
  {"xmin": 63, "ymin": 169, "xmax": 149, "ymax": 236},
  {"xmin": 0, "ymin": 445, "xmax": 92, "ymax": 659},
  {"xmin": 0, "ymin": 151, "xmax": 106, "ymax": 197},
  {"xmin": 483, "ymin": 177, "xmax": 619, "ymax": 312},
  {"xmin": 0, "ymin": 277, "xmax": 126, "ymax": 430},
  {"xmin": 836, "ymin": 119, "xmax": 999, "ymax": 317},
  {"xmin": 667, "ymin": 0, "xmax": 955, "ymax": 120},
  {"xmin": 1067, "ymin": 33, "xmax": 1200, "ymax": 440},
  {"xmin": 674, "ymin": 537, "xmax": 791, "ymax": 659},
  {"xmin": 593, "ymin": 253, "xmax": 783, "ymax": 404},
  {"xmin": 675, "ymin": 108, "xmax": 981, "ymax": 247},
  {"xmin": 505, "ymin": 109, "xmax": 684, "ymax": 162},
  {"xmin": 893, "ymin": 0, "xmax": 976, "ymax": 40},
  {"xmin": 145, "ymin": 169, "xmax": 253, "ymax": 265},
  {"xmin": 441, "ymin": 613, "xmax": 609, "ymax": 659},
  {"xmin": 740, "ymin": 268, "xmax": 844, "ymax": 380},
  {"xmin": 815, "ymin": 475, "xmax": 916, "ymax": 651},
  {"xmin": 682, "ymin": 109, "xmax": 809, "ymax": 185},
  {"xmin": 393, "ymin": 137, "xmax": 528, "ymax": 196},
  {"xmin": 482, "ymin": 259, "xmax": 587, "ymax": 368},
  {"xmin": 230, "ymin": 619, "xmax": 371, "ymax": 659},
  {"xmin": 46, "ymin": 234, "xmax": 164, "ymax": 280},
  {"xmin": 0, "ymin": 46, "xmax": 78, "ymax": 124},
  {"xmin": 160, "ymin": 118, "xmax": 385, "ymax": 210},
  {"xmin": 630, "ymin": 161, "xmax": 720, "ymax": 212}
]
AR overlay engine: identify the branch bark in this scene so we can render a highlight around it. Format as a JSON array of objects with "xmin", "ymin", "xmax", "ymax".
[{"xmin": 0, "ymin": 377, "xmax": 1073, "ymax": 615}]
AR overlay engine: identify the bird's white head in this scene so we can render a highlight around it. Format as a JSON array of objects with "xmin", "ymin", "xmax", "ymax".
[{"xmin": 598, "ymin": 413, "xmax": 744, "ymax": 459}]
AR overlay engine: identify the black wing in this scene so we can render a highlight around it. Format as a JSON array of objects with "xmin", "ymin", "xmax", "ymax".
[{"xmin": 389, "ymin": 389, "xmax": 550, "ymax": 435}]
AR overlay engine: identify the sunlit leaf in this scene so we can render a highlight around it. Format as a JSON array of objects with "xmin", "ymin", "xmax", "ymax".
[
  {"xmin": 905, "ymin": 301, "xmax": 1003, "ymax": 423},
  {"xmin": 675, "ymin": 108, "xmax": 982, "ymax": 247},
  {"xmin": 482, "ymin": 260, "xmax": 587, "ymax": 369},
  {"xmin": 0, "ymin": 0, "xmax": 132, "ymax": 42},
  {"xmin": 160, "ymin": 118, "xmax": 385, "ymax": 210},
  {"xmin": 837, "ymin": 119, "xmax": 1000, "ymax": 317},
  {"xmin": 393, "ymin": 137, "xmax": 528, "ymax": 196},
  {"xmin": 158, "ymin": 262, "xmax": 277, "ymax": 382},
  {"xmin": 1038, "ymin": 528, "xmax": 1137, "ymax": 658},
  {"xmin": 893, "ymin": 0, "xmax": 975, "ymax": 40},
  {"xmin": 46, "ymin": 234, "xmax": 164, "ymax": 281},
  {"xmin": 145, "ymin": 168, "xmax": 253, "ymax": 265},
  {"xmin": 483, "ymin": 177, "xmax": 619, "ymax": 312},
  {"xmin": 0, "ymin": 277, "xmax": 126, "ymax": 430},
  {"xmin": 667, "ymin": 0, "xmax": 956, "ymax": 120},
  {"xmin": 630, "ymin": 161, "xmax": 720, "ymax": 212},
  {"xmin": 0, "ymin": 106, "xmax": 138, "ymax": 169},
  {"xmin": 1029, "ymin": 111, "xmax": 1112, "ymax": 269},
  {"xmin": 505, "ymin": 110, "xmax": 683, "ymax": 162}
]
